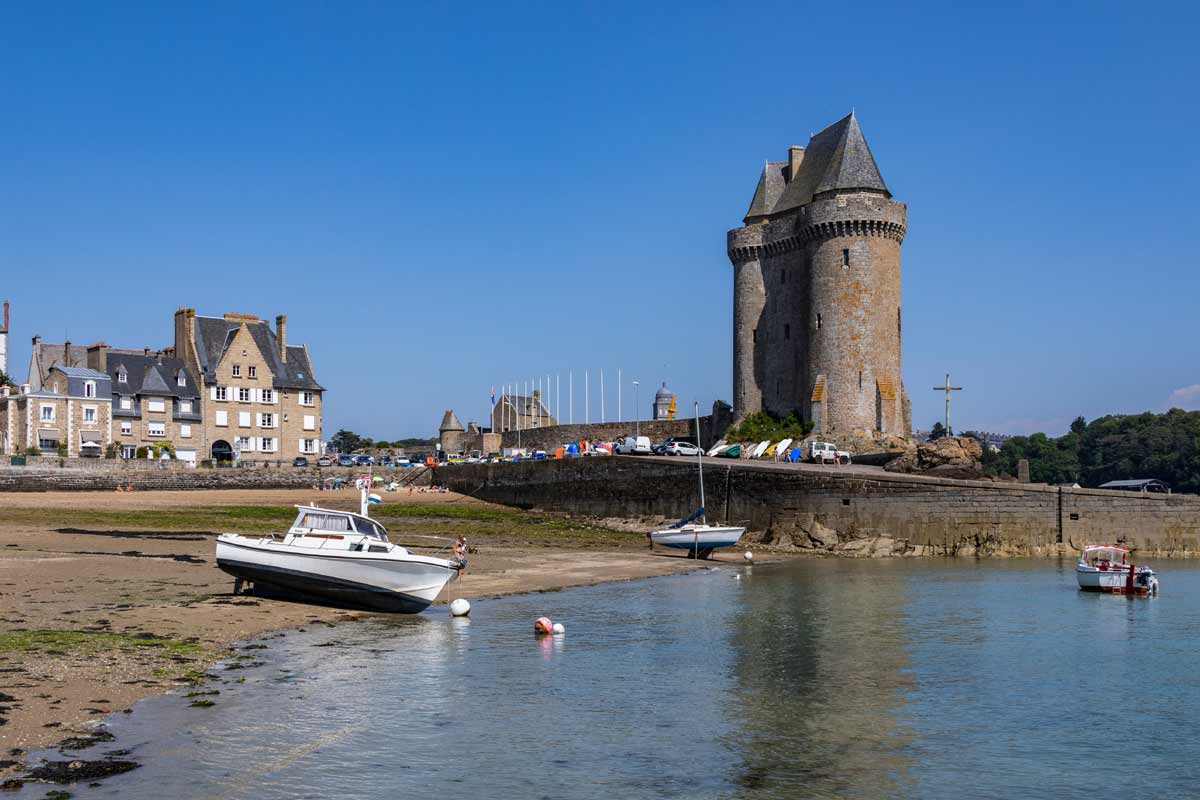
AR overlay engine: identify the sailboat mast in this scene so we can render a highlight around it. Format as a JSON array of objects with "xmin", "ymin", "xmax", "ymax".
[{"xmin": 695, "ymin": 401, "xmax": 705, "ymax": 525}]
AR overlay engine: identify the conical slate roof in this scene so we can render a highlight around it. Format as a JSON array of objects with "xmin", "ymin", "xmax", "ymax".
[
  {"xmin": 655, "ymin": 382, "xmax": 672, "ymax": 400},
  {"xmin": 753, "ymin": 111, "xmax": 890, "ymax": 218},
  {"xmin": 439, "ymin": 409, "xmax": 465, "ymax": 432}
]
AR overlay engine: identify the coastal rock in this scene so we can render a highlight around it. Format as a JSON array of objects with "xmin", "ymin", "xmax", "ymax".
[
  {"xmin": 806, "ymin": 521, "xmax": 839, "ymax": 549},
  {"xmin": 884, "ymin": 436, "xmax": 982, "ymax": 474}
]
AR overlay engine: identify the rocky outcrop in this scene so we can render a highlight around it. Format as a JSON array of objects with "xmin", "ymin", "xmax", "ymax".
[{"xmin": 883, "ymin": 436, "xmax": 983, "ymax": 478}]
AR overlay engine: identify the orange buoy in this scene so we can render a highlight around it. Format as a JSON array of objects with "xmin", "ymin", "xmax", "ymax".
[{"xmin": 534, "ymin": 616, "xmax": 554, "ymax": 635}]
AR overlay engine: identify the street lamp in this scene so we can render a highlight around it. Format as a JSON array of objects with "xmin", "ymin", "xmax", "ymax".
[{"xmin": 632, "ymin": 380, "xmax": 640, "ymax": 438}]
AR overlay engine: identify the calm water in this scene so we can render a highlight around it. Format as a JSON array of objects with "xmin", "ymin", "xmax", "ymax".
[{"xmin": 23, "ymin": 558, "xmax": 1200, "ymax": 799}]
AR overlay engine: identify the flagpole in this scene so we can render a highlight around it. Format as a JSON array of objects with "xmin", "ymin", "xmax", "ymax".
[
  {"xmin": 569, "ymin": 371, "xmax": 573, "ymax": 424},
  {"xmin": 556, "ymin": 373, "xmax": 560, "ymax": 423},
  {"xmin": 618, "ymin": 368, "xmax": 622, "ymax": 422},
  {"xmin": 585, "ymin": 369, "xmax": 589, "ymax": 424},
  {"xmin": 600, "ymin": 369, "xmax": 605, "ymax": 423}
]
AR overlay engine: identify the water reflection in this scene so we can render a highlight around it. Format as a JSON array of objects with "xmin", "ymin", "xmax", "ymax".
[{"xmin": 725, "ymin": 560, "xmax": 915, "ymax": 798}]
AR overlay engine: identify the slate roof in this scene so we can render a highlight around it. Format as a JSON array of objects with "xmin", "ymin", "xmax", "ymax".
[
  {"xmin": 746, "ymin": 112, "xmax": 890, "ymax": 220},
  {"xmin": 55, "ymin": 366, "xmax": 111, "ymax": 380},
  {"xmin": 498, "ymin": 393, "xmax": 554, "ymax": 420},
  {"xmin": 439, "ymin": 410, "xmax": 465, "ymax": 432},
  {"xmin": 33, "ymin": 342, "xmax": 89, "ymax": 383},
  {"xmin": 106, "ymin": 351, "xmax": 199, "ymax": 399},
  {"xmin": 192, "ymin": 316, "xmax": 322, "ymax": 390}
]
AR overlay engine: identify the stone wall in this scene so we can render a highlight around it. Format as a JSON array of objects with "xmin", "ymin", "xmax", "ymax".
[
  {"xmin": 0, "ymin": 464, "xmax": 432, "ymax": 492},
  {"xmin": 495, "ymin": 405, "xmax": 733, "ymax": 453},
  {"xmin": 433, "ymin": 457, "xmax": 1200, "ymax": 557}
]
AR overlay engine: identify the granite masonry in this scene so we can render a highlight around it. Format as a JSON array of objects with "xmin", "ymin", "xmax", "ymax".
[
  {"xmin": 434, "ymin": 458, "xmax": 1200, "ymax": 558},
  {"xmin": 729, "ymin": 112, "xmax": 911, "ymax": 437}
]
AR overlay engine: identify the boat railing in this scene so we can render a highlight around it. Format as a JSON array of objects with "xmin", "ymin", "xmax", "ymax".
[{"xmin": 388, "ymin": 533, "xmax": 457, "ymax": 554}]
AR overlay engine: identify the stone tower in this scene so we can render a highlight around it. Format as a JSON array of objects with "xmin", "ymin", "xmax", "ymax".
[
  {"xmin": 438, "ymin": 410, "xmax": 466, "ymax": 455},
  {"xmin": 727, "ymin": 112, "xmax": 910, "ymax": 437},
  {"xmin": 653, "ymin": 382, "xmax": 673, "ymax": 420}
]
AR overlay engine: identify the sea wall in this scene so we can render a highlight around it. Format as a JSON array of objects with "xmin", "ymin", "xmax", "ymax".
[
  {"xmin": 0, "ymin": 465, "xmax": 432, "ymax": 492},
  {"xmin": 433, "ymin": 458, "xmax": 1200, "ymax": 557}
]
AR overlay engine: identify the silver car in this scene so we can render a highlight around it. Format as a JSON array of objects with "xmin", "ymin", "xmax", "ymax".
[{"xmin": 664, "ymin": 441, "xmax": 702, "ymax": 457}]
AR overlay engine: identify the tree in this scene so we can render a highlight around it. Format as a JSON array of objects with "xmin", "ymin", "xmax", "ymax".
[
  {"xmin": 1070, "ymin": 416, "xmax": 1087, "ymax": 435},
  {"xmin": 0, "ymin": 369, "xmax": 12, "ymax": 388},
  {"xmin": 929, "ymin": 422, "xmax": 947, "ymax": 440},
  {"xmin": 329, "ymin": 429, "xmax": 365, "ymax": 453}
]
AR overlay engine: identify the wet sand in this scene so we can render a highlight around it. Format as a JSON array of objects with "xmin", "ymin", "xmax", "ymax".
[{"xmin": 0, "ymin": 488, "xmax": 720, "ymax": 769}]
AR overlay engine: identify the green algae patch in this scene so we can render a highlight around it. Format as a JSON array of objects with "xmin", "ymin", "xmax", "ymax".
[{"xmin": 0, "ymin": 630, "xmax": 208, "ymax": 659}]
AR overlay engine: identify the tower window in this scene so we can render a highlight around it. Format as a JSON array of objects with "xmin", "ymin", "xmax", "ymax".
[
  {"xmin": 816, "ymin": 314, "xmax": 822, "ymax": 330},
  {"xmin": 898, "ymin": 307, "xmax": 902, "ymax": 336},
  {"xmin": 784, "ymin": 324, "xmax": 790, "ymax": 340},
  {"xmin": 842, "ymin": 249, "xmax": 850, "ymax": 267},
  {"xmin": 752, "ymin": 328, "xmax": 757, "ymax": 344},
  {"xmin": 858, "ymin": 370, "xmax": 863, "ymax": 391}
]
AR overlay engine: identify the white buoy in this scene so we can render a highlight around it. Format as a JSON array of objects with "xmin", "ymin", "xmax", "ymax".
[
  {"xmin": 449, "ymin": 598, "xmax": 471, "ymax": 617},
  {"xmin": 552, "ymin": 622, "xmax": 565, "ymax": 635},
  {"xmin": 743, "ymin": 551, "xmax": 754, "ymax": 561}
]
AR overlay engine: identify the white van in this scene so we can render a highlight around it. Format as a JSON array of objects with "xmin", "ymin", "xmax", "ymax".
[{"xmin": 615, "ymin": 436, "xmax": 653, "ymax": 455}]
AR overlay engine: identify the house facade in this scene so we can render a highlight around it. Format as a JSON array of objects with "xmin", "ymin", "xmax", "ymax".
[
  {"xmin": 0, "ymin": 365, "xmax": 112, "ymax": 456},
  {"xmin": 0, "ymin": 308, "xmax": 324, "ymax": 462},
  {"xmin": 172, "ymin": 309, "xmax": 324, "ymax": 462},
  {"xmin": 490, "ymin": 390, "xmax": 556, "ymax": 433},
  {"xmin": 87, "ymin": 345, "xmax": 204, "ymax": 462}
]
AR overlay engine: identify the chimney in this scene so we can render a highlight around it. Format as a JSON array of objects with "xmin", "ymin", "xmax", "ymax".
[
  {"xmin": 86, "ymin": 343, "xmax": 108, "ymax": 373},
  {"xmin": 32, "ymin": 335, "xmax": 40, "ymax": 346},
  {"xmin": 787, "ymin": 145, "xmax": 805, "ymax": 182},
  {"xmin": 2, "ymin": 300, "xmax": 8, "ymax": 332},
  {"xmin": 174, "ymin": 307, "xmax": 196, "ymax": 369},
  {"xmin": 64, "ymin": 340, "xmax": 72, "ymax": 367},
  {"xmin": 275, "ymin": 315, "xmax": 287, "ymax": 363}
]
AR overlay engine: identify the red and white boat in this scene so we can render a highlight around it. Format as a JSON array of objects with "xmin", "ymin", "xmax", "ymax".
[{"xmin": 1076, "ymin": 545, "xmax": 1159, "ymax": 595}]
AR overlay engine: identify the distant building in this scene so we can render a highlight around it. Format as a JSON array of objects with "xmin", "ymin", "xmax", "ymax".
[
  {"xmin": 490, "ymin": 390, "xmax": 556, "ymax": 432},
  {"xmin": 28, "ymin": 337, "xmax": 89, "ymax": 391},
  {"xmin": 653, "ymin": 382, "xmax": 675, "ymax": 420},
  {"xmin": 439, "ymin": 410, "xmax": 465, "ymax": 455},
  {"xmin": 1099, "ymin": 479, "xmax": 1170, "ymax": 494}
]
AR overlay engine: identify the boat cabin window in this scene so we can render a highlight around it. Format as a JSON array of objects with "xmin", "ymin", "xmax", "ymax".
[
  {"xmin": 296, "ymin": 512, "xmax": 352, "ymax": 533},
  {"xmin": 352, "ymin": 516, "xmax": 388, "ymax": 541}
]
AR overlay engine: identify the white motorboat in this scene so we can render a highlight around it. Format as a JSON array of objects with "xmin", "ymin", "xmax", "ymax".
[
  {"xmin": 216, "ymin": 494, "xmax": 463, "ymax": 613},
  {"xmin": 649, "ymin": 402, "xmax": 745, "ymax": 559},
  {"xmin": 1076, "ymin": 544, "xmax": 1158, "ymax": 596}
]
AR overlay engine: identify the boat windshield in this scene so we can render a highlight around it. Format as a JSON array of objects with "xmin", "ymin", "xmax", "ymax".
[
  {"xmin": 1082, "ymin": 547, "xmax": 1127, "ymax": 565},
  {"xmin": 296, "ymin": 511, "xmax": 352, "ymax": 533},
  {"xmin": 352, "ymin": 516, "xmax": 388, "ymax": 541}
]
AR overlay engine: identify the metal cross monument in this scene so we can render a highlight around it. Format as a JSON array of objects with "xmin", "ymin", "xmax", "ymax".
[{"xmin": 932, "ymin": 373, "xmax": 963, "ymax": 434}]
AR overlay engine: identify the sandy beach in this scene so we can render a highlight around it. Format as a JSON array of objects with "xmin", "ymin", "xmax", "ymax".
[{"xmin": 0, "ymin": 488, "xmax": 725, "ymax": 775}]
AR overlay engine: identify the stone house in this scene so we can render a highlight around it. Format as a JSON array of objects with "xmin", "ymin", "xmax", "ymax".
[
  {"xmin": 490, "ymin": 390, "xmax": 556, "ymax": 433},
  {"xmin": 172, "ymin": 309, "xmax": 324, "ymax": 462},
  {"xmin": 0, "ymin": 365, "xmax": 112, "ymax": 456},
  {"xmin": 88, "ymin": 345, "xmax": 203, "ymax": 462}
]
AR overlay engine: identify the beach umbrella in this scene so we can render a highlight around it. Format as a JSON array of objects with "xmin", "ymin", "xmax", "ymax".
[{"xmin": 373, "ymin": 476, "xmax": 385, "ymax": 483}]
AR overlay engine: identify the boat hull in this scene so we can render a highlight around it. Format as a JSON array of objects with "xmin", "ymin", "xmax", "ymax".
[
  {"xmin": 1076, "ymin": 566, "xmax": 1154, "ymax": 595},
  {"xmin": 650, "ymin": 526, "xmax": 745, "ymax": 551},
  {"xmin": 216, "ymin": 536, "xmax": 458, "ymax": 613}
]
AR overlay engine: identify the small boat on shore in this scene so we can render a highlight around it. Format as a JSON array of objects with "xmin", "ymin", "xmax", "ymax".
[
  {"xmin": 649, "ymin": 401, "xmax": 745, "ymax": 559},
  {"xmin": 1076, "ymin": 544, "xmax": 1158, "ymax": 596},
  {"xmin": 216, "ymin": 494, "xmax": 463, "ymax": 613}
]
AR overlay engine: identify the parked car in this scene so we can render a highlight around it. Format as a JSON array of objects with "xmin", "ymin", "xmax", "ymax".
[
  {"xmin": 808, "ymin": 441, "xmax": 851, "ymax": 465},
  {"xmin": 663, "ymin": 436, "xmax": 698, "ymax": 447},
  {"xmin": 664, "ymin": 441, "xmax": 703, "ymax": 457},
  {"xmin": 316, "ymin": 456, "xmax": 333, "ymax": 467},
  {"xmin": 395, "ymin": 458, "xmax": 412, "ymax": 467},
  {"xmin": 337, "ymin": 454, "xmax": 355, "ymax": 467},
  {"xmin": 354, "ymin": 455, "xmax": 374, "ymax": 466},
  {"xmin": 615, "ymin": 435, "xmax": 653, "ymax": 455},
  {"xmin": 379, "ymin": 456, "xmax": 393, "ymax": 467},
  {"xmin": 292, "ymin": 456, "xmax": 309, "ymax": 468},
  {"xmin": 651, "ymin": 442, "xmax": 668, "ymax": 455}
]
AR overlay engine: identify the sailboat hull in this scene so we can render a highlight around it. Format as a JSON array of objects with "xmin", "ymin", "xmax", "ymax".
[{"xmin": 649, "ymin": 525, "xmax": 745, "ymax": 551}]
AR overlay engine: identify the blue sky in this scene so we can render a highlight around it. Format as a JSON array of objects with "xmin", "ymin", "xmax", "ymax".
[{"xmin": 2, "ymin": 1, "xmax": 1197, "ymax": 438}]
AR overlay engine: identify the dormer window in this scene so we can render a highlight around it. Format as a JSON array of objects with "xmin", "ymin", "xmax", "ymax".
[
  {"xmin": 176, "ymin": 370, "xmax": 186, "ymax": 388},
  {"xmin": 232, "ymin": 364, "xmax": 241, "ymax": 377},
  {"xmin": 84, "ymin": 381, "xmax": 96, "ymax": 398},
  {"xmin": 117, "ymin": 368, "xmax": 127, "ymax": 384},
  {"xmin": 248, "ymin": 366, "xmax": 257, "ymax": 379}
]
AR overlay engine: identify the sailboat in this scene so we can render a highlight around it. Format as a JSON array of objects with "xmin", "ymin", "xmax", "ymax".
[{"xmin": 649, "ymin": 402, "xmax": 746, "ymax": 559}]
